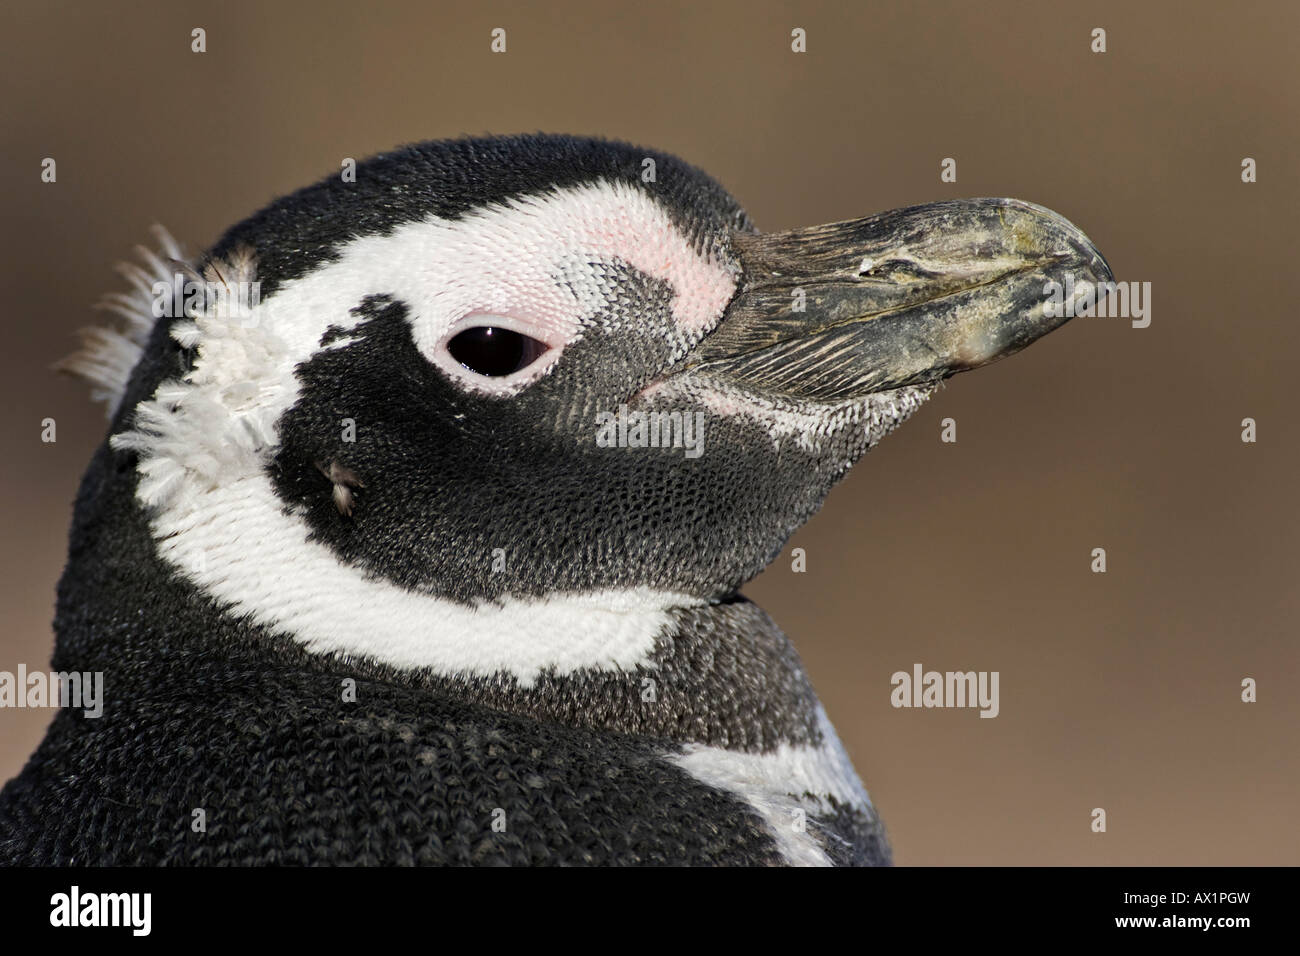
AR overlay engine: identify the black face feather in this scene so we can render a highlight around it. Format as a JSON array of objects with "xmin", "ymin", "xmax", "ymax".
[{"xmin": 269, "ymin": 284, "xmax": 880, "ymax": 603}]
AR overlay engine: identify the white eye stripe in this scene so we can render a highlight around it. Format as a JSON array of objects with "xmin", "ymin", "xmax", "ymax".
[{"xmin": 115, "ymin": 181, "xmax": 741, "ymax": 511}]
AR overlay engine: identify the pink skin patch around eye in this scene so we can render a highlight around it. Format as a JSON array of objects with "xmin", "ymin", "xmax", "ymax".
[{"xmin": 399, "ymin": 181, "xmax": 741, "ymax": 395}]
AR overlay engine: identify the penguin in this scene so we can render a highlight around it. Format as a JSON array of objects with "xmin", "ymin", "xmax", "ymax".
[{"xmin": 0, "ymin": 134, "xmax": 1110, "ymax": 866}]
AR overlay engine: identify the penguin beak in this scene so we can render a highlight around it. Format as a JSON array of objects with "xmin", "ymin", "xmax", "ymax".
[{"xmin": 685, "ymin": 198, "xmax": 1111, "ymax": 401}]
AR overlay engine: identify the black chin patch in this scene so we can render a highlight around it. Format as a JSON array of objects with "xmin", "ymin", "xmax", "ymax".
[{"xmin": 269, "ymin": 291, "xmax": 877, "ymax": 604}]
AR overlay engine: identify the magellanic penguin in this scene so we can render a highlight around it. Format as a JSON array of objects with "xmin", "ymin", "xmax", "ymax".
[{"xmin": 0, "ymin": 135, "xmax": 1110, "ymax": 866}]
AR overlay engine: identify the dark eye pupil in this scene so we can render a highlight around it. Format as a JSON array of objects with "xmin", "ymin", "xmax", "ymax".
[{"xmin": 447, "ymin": 327, "xmax": 547, "ymax": 377}]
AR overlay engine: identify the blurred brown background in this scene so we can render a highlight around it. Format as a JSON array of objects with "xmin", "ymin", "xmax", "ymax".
[{"xmin": 2, "ymin": 0, "xmax": 1296, "ymax": 864}]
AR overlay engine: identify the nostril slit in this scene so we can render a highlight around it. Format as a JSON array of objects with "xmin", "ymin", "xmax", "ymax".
[
  {"xmin": 858, "ymin": 258, "xmax": 940, "ymax": 282},
  {"xmin": 858, "ymin": 257, "xmax": 911, "ymax": 277}
]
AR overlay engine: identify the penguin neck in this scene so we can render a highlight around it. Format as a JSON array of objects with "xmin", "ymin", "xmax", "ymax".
[
  {"xmin": 56, "ymin": 443, "xmax": 823, "ymax": 755},
  {"xmin": 404, "ymin": 596, "xmax": 826, "ymax": 753}
]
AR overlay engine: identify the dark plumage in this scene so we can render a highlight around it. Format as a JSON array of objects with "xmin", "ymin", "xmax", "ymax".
[{"xmin": 1, "ymin": 134, "xmax": 1109, "ymax": 866}]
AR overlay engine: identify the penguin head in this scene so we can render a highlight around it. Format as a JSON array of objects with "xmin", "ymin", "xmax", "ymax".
[{"xmin": 94, "ymin": 134, "xmax": 1110, "ymax": 613}]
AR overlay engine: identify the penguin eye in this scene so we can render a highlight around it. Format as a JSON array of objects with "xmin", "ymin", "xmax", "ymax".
[{"xmin": 447, "ymin": 326, "xmax": 550, "ymax": 377}]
